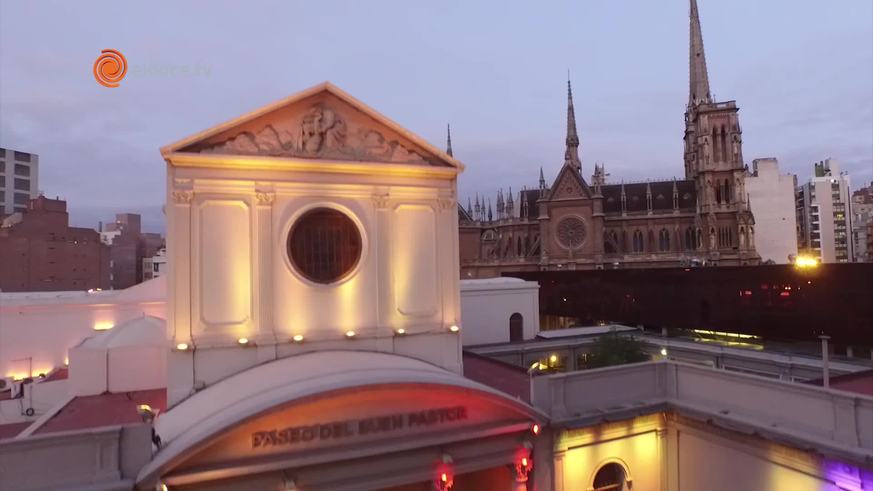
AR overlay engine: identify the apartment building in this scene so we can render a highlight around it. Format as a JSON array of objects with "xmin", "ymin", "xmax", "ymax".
[
  {"xmin": 796, "ymin": 158, "xmax": 853, "ymax": 262},
  {"xmin": 0, "ymin": 148, "xmax": 39, "ymax": 216}
]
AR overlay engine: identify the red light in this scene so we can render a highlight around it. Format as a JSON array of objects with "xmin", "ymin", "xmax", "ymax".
[
  {"xmin": 441, "ymin": 473, "xmax": 448, "ymax": 483},
  {"xmin": 780, "ymin": 291, "xmax": 790, "ymax": 297},
  {"xmin": 531, "ymin": 423, "xmax": 540, "ymax": 435},
  {"xmin": 521, "ymin": 457, "xmax": 528, "ymax": 467}
]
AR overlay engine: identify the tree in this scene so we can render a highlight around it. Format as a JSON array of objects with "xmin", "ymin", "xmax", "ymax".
[{"xmin": 586, "ymin": 332, "xmax": 650, "ymax": 369}]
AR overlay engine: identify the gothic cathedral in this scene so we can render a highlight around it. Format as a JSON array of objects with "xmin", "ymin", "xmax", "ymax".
[{"xmin": 458, "ymin": 0, "xmax": 759, "ymax": 278}]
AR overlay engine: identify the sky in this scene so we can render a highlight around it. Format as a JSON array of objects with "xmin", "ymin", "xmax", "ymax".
[{"xmin": 1, "ymin": 0, "xmax": 871, "ymax": 233}]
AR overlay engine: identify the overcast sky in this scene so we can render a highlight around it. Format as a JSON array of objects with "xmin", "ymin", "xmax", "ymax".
[{"xmin": 1, "ymin": 0, "xmax": 871, "ymax": 232}]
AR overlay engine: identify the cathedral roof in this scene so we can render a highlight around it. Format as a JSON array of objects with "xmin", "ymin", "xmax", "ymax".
[{"xmin": 602, "ymin": 180, "xmax": 696, "ymax": 214}]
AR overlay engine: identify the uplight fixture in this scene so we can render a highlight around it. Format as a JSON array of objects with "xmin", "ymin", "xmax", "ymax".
[
  {"xmin": 345, "ymin": 330, "xmax": 356, "ymax": 338},
  {"xmin": 237, "ymin": 337, "xmax": 249, "ymax": 346},
  {"xmin": 292, "ymin": 334, "xmax": 304, "ymax": 343},
  {"xmin": 395, "ymin": 328, "xmax": 406, "ymax": 335},
  {"xmin": 660, "ymin": 347, "xmax": 668, "ymax": 356},
  {"xmin": 448, "ymin": 324, "xmax": 460, "ymax": 333},
  {"xmin": 175, "ymin": 343, "xmax": 189, "ymax": 351}
]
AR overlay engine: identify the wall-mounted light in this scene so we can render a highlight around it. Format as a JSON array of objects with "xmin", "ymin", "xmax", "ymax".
[
  {"xmin": 345, "ymin": 330, "xmax": 356, "ymax": 338},
  {"xmin": 531, "ymin": 423, "xmax": 540, "ymax": 436},
  {"xmin": 448, "ymin": 324, "xmax": 460, "ymax": 333},
  {"xmin": 549, "ymin": 354, "xmax": 558, "ymax": 364},
  {"xmin": 292, "ymin": 334, "xmax": 304, "ymax": 343},
  {"xmin": 175, "ymin": 343, "xmax": 189, "ymax": 351},
  {"xmin": 237, "ymin": 337, "xmax": 249, "ymax": 346},
  {"xmin": 395, "ymin": 328, "xmax": 406, "ymax": 336},
  {"xmin": 660, "ymin": 347, "xmax": 668, "ymax": 356}
]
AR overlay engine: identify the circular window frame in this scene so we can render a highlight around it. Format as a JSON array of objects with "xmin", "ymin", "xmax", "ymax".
[
  {"xmin": 281, "ymin": 203, "xmax": 368, "ymax": 287},
  {"xmin": 555, "ymin": 214, "xmax": 588, "ymax": 250}
]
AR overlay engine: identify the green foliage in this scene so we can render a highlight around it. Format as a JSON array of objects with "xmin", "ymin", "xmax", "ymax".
[{"xmin": 587, "ymin": 332, "xmax": 650, "ymax": 369}]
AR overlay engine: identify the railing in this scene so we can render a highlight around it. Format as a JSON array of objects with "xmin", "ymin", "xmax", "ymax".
[
  {"xmin": 0, "ymin": 423, "xmax": 152, "ymax": 491},
  {"xmin": 532, "ymin": 361, "xmax": 873, "ymax": 463}
]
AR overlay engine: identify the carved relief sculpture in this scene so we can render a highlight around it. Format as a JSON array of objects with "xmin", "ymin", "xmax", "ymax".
[{"xmin": 199, "ymin": 102, "xmax": 428, "ymax": 165}]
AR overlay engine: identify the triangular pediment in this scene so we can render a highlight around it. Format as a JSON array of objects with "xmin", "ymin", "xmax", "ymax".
[
  {"xmin": 161, "ymin": 82, "xmax": 461, "ymax": 169},
  {"xmin": 548, "ymin": 165, "xmax": 591, "ymax": 200}
]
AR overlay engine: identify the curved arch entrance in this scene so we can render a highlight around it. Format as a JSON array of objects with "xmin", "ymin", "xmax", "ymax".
[{"xmin": 138, "ymin": 351, "xmax": 545, "ymax": 491}]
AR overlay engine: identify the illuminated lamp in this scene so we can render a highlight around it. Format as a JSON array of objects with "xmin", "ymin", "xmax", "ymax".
[
  {"xmin": 549, "ymin": 354, "xmax": 558, "ymax": 364},
  {"xmin": 237, "ymin": 337, "xmax": 249, "ymax": 346},
  {"xmin": 137, "ymin": 404, "xmax": 156, "ymax": 423},
  {"xmin": 794, "ymin": 255, "xmax": 818, "ymax": 269},
  {"xmin": 395, "ymin": 328, "xmax": 406, "ymax": 335},
  {"xmin": 159, "ymin": 483, "xmax": 169, "ymax": 491},
  {"xmin": 345, "ymin": 330, "xmax": 357, "ymax": 338},
  {"xmin": 513, "ymin": 453, "xmax": 534, "ymax": 482},
  {"xmin": 660, "ymin": 347, "xmax": 668, "ymax": 356},
  {"xmin": 531, "ymin": 423, "xmax": 541, "ymax": 436},
  {"xmin": 292, "ymin": 334, "xmax": 304, "ymax": 343},
  {"xmin": 448, "ymin": 324, "xmax": 460, "ymax": 333},
  {"xmin": 175, "ymin": 343, "xmax": 189, "ymax": 351}
]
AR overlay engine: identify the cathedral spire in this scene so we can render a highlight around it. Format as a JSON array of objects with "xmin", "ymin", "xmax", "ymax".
[
  {"xmin": 564, "ymin": 78, "xmax": 582, "ymax": 172},
  {"xmin": 689, "ymin": 0, "xmax": 712, "ymax": 106},
  {"xmin": 446, "ymin": 123, "xmax": 453, "ymax": 157}
]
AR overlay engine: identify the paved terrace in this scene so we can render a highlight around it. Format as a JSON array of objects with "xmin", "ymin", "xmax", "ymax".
[{"xmin": 532, "ymin": 360, "xmax": 873, "ymax": 467}]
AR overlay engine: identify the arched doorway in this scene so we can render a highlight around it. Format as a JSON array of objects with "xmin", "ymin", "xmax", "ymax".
[{"xmin": 509, "ymin": 313, "xmax": 524, "ymax": 342}]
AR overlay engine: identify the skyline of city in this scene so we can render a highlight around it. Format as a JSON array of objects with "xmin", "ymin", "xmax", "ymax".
[{"xmin": 1, "ymin": 0, "xmax": 871, "ymax": 232}]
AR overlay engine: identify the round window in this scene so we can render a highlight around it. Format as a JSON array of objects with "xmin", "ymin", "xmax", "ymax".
[{"xmin": 287, "ymin": 208, "xmax": 362, "ymax": 284}]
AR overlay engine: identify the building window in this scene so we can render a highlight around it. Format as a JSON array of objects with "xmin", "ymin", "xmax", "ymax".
[
  {"xmin": 684, "ymin": 227, "xmax": 695, "ymax": 250},
  {"xmin": 14, "ymin": 164, "xmax": 30, "ymax": 176},
  {"xmin": 593, "ymin": 462, "xmax": 629, "ymax": 491},
  {"xmin": 632, "ymin": 230, "xmax": 644, "ymax": 253},
  {"xmin": 13, "ymin": 151, "xmax": 31, "ymax": 162},
  {"xmin": 287, "ymin": 208, "xmax": 362, "ymax": 284},
  {"xmin": 14, "ymin": 178, "xmax": 29, "ymax": 191},
  {"xmin": 13, "ymin": 193, "xmax": 29, "ymax": 205},
  {"xmin": 509, "ymin": 313, "xmax": 523, "ymax": 342},
  {"xmin": 659, "ymin": 229, "xmax": 670, "ymax": 251},
  {"xmin": 0, "ymin": 161, "xmax": 5, "ymax": 173}
]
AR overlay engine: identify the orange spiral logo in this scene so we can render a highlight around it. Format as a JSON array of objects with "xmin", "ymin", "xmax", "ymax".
[{"xmin": 93, "ymin": 49, "xmax": 127, "ymax": 88}]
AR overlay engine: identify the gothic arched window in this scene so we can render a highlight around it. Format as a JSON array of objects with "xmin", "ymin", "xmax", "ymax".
[
  {"xmin": 509, "ymin": 313, "xmax": 523, "ymax": 342},
  {"xmin": 632, "ymin": 230, "xmax": 644, "ymax": 253},
  {"xmin": 659, "ymin": 229, "xmax": 670, "ymax": 251}
]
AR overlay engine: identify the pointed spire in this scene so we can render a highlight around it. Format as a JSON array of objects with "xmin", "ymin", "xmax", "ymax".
[
  {"xmin": 564, "ymin": 78, "xmax": 582, "ymax": 172},
  {"xmin": 487, "ymin": 199, "xmax": 493, "ymax": 222},
  {"xmin": 466, "ymin": 196, "xmax": 472, "ymax": 215},
  {"xmin": 446, "ymin": 123, "xmax": 453, "ymax": 157},
  {"xmin": 689, "ymin": 0, "xmax": 712, "ymax": 106}
]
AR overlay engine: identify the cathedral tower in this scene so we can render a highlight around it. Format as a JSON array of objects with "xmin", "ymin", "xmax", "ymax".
[{"xmin": 683, "ymin": 0, "xmax": 756, "ymax": 260}]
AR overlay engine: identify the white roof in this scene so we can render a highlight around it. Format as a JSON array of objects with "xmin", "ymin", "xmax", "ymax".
[
  {"xmin": 78, "ymin": 315, "xmax": 167, "ymax": 349},
  {"xmin": 537, "ymin": 324, "xmax": 640, "ymax": 339},
  {"xmin": 460, "ymin": 277, "xmax": 538, "ymax": 292},
  {"xmin": 140, "ymin": 350, "xmax": 542, "ymax": 484},
  {"xmin": 0, "ymin": 276, "xmax": 166, "ymax": 307}
]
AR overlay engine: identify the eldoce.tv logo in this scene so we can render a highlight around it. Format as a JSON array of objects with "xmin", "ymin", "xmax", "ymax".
[{"xmin": 93, "ymin": 49, "xmax": 127, "ymax": 88}]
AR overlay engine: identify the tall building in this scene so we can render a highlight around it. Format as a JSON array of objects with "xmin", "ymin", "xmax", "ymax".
[
  {"xmin": 458, "ymin": 0, "xmax": 758, "ymax": 277},
  {"xmin": 142, "ymin": 247, "xmax": 167, "ymax": 280},
  {"xmin": 100, "ymin": 213, "xmax": 164, "ymax": 289},
  {"xmin": 0, "ymin": 147, "xmax": 39, "ymax": 215},
  {"xmin": 796, "ymin": 158, "xmax": 853, "ymax": 263},
  {"xmin": 744, "ymin": 158, "xmax": 798, "ymax": 263},
  {"xmin": 851, "ymin": 182, "xmax": 873, "ymax": 262},
  {"xmin": 0, "ymin": 196, "xmax": 110, "ymax": 292}
]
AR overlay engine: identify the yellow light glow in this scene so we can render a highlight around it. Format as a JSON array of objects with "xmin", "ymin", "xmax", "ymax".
[
  {"xmin": 137, "ymin": 404, "xmax": 152, "ymax": 413},
  {"xmin": 92, "ymin": 321, "xmax": 114, "ymax": 331},
  {"xmin": 449, "ymin": 324, "xmax": 460, "ymax": 333},
  {"xmin": 292, "ymin": 334, "xmax": 304, "ymax": 343},
  {"xmin": 237, "ymin": 337, "xmax": 249, "ymax": 345},
  {"xmin": 795, "ymin": 255, "xmax": 819, "ymax": 268},
  {"xmin": 345, "ymin": 330, "xmax": 356, "ymax": 338},
  {"xmin": 160, "ymin": 484, "xmax": 169, "ymax": 491},
  {"xmin": 395, "ymin": 328, "xmax": 406, "ymax": 335},
  {"xmin": 64, "ymin": 356, "xmax": 69, "ymax": 366},
  {"xmin": 175, "ymin": 343, "xmax": 189, "ymax": 351},
  {"xmin": 549, "ymin": 354, "xmax": 558, "ymax": 364}
]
